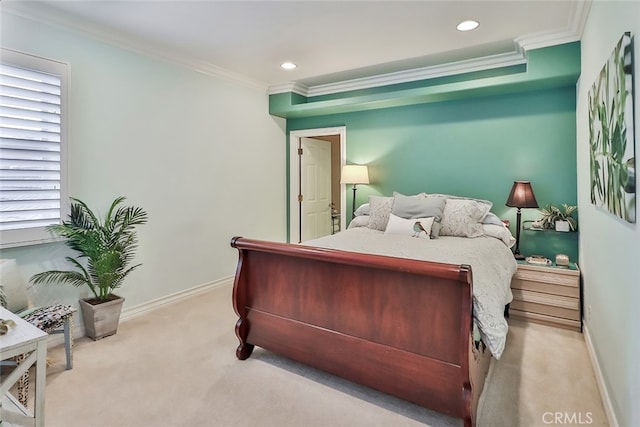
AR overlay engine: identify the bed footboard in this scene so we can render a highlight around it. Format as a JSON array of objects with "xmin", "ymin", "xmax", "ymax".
[{"xmin": 230, "ymin": 236, "xmax": 491, "ymax": 427}]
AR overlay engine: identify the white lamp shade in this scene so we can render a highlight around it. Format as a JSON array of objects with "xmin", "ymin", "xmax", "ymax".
[{"xmin": 341, "ymin": 165, "xmax": 369, "ymax": 184}]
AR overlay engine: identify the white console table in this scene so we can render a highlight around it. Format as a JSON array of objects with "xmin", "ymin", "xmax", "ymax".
[{"xmin": 0, "ymin": 307, "xmax": 48, "ymax": 427}]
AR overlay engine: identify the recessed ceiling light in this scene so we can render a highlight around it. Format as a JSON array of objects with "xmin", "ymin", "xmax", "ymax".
[
  {"xmin": 281, "ymin": 62, "xmax": 297, "ymax": 70},
  {"xmin": 457, "ymin": 20, "xmax": 479, "ymax": 31}
]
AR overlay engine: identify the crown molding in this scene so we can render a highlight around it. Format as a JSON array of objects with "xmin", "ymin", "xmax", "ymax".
[
  {"xmin": 268, "ymin": 0, "xmax": 590, "ymax": 97},
  {"xmin": 268, "ymin": 82, "xmax": 309, "ymax": 97},
  {"xmin": 571, "ymin": 0, "xmax": 592, "ymax": 39},
  {"xmin": 270, "ymin": 21, "xmax": 583, "ymax": 98},
  {"xmin": 4, "ymin": 0, "xmax": 589, "ymax": 99},
  {"xmin": 309, "ymin": 50, "xmax": 527, "ymax": 97},
  {"xmin": 2, "ymin": 2, "xmax": 268, "ymax": 92},
  {"xmin": 514, "ymin": 29, "xmax": 581, "ymax": 53},
  {"xmin": 514, "ymin": 0, "xmax": 588, "ymax": 51},
  {"xmin": 269, "ymin": 27, "xmax": 583, "ymax": 97},
  {"xmin": 267, "ymin": 49, "xmax": 527, "ymax": 97}
]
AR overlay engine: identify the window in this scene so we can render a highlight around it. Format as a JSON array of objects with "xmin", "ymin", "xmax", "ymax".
[{"xmin": 0, "ymin": 49, "xmax": 68, "ymax": 248}]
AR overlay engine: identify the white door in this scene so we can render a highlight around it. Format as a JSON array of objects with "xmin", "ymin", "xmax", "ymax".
[{"xmin": 300, "ymin": 137, "xmax": 332, "ymax": 242}]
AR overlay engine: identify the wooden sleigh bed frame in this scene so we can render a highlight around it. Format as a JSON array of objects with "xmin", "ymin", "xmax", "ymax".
[{"xmin": 231, "ymin": 236, "xmax": 493, "ymax": 427}]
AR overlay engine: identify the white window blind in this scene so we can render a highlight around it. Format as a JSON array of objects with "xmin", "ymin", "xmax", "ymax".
[{"xmin": 0, "ymin": 49, "xmax": 68, "ymax": 248}]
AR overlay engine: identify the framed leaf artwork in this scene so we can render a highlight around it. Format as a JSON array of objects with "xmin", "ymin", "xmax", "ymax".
[{"xmin": 589, "ymin": 32, "xmax": 636, "ymax": 223}]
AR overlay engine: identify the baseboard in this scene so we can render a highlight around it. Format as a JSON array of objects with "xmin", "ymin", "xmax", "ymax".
[
  {"xmin": 45, "ymin": 276, "xmax": 233, "ymax": 348},
  {"xmin": 120, "ymin": 275, "xmax": 233, "ymax": 323},
  {"xmin": 583, "ymin": 322, "xmax": 619, "ymax": 427}
]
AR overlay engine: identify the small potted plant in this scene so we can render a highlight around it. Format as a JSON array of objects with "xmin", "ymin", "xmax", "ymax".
[
  {"xmin": 537, "ymin": 203, "xmax": 578, "ymax": 232},
  {"xmin": 31, "ymin": 196, "xmax": 148, "ymax": 340}
]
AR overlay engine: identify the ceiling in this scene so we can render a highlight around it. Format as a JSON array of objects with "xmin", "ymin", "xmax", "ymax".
[{"xmin": 3, "ymin": 1, "xmax": 589, "ymax": 90}]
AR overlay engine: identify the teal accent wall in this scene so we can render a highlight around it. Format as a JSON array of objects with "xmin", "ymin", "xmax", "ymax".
[{"xmin": 287, "ymin": 86, "xmax": 578, "ymax": 261}]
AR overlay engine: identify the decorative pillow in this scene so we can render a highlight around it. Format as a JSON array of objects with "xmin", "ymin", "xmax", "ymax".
[
  {"xmin": 354, "ymin": 203, "xmax": 370, "ymax": 216},
  {"xmin": 392, "ymin": 191, "xmax": 427, "ymax": 199},
  {"xmin": 440, "ymin": 198, "xmax": 490, "ymax": 237},
  {"xmin": 348, "ymin": 216, "xmax": 370, "ymax": 228},
  {"xmin": 426, "ymin": 193, "xmax": 493, "ymax": 210},
  {"xmin": 385, "ymin": 214, "xmax": 435, "ymax": 239},
  {"xmin": 392, "ymin": 193, "xmax": 445, "ymax": 238},
  {"xmin": 367, "ymin": 196, "xmax": 394, "ymax": 231},
  {"xmin": 483, "ymin": 224, "xmax": 516, "ymax": 248},
  {"xmin": 392, "ymin": 193, "xmax": 445, "ymax": 218}
]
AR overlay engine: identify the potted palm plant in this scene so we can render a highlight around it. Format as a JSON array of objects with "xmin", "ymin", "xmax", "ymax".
[{"xmin": 31, "ymin": 196, "xmax": 148, "ymax": 340}]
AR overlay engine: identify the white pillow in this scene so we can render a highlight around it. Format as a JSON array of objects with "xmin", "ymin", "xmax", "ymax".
[
  {"xmin": 440, "ymin": 198, "xmax": 490, "ymax": 237},
  {"xmin": 385, "ymin": 214, "xmax": 435, "ymax": 239},
  {"xmin": 482, "ymin": 212, "xmax": 504, "ymax": 226},
  {"xmin": 483, "ymin": 224, "xmax": 516, "ymax": 248},
  {"xmin": 348, "ymin": 216, "xmax": 370, "ymax": 228},
  {"xmin": 354, "ymin": 203, "xmax": 370, "ymax": 216}
]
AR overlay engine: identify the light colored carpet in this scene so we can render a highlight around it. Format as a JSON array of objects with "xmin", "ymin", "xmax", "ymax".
[{"xmin": 39, "ymin": 283, "xmax": 607, "ymax": 427}]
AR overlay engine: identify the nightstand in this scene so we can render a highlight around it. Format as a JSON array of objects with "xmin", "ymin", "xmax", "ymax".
[
  {"xmin": 331, "ymin": 213, "xmax": 340, "ymax": 234},
  {"xmin": 509, "ymin": 261, "xmax": 581, "ymax": 332}
]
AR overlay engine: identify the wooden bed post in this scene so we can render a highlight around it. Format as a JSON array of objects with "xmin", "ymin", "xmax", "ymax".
[{"xmin": 231, "ymin": 237, "xmax": 254, "ymax": 360}]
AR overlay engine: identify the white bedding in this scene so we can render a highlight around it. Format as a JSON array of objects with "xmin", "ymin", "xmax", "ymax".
[{"xmin": 304, "ymin": 227, "xmax": 517, "ymax": 359}]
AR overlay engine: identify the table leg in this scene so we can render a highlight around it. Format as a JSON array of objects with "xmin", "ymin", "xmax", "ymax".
[{"xmin": 34, "ymin": 341, "xmax": 47, "ymax": 427}]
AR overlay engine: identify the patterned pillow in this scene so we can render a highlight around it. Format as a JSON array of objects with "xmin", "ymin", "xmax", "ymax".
[
  {"xmin": 385, "ymin": 214, "xmax": 435, "ymax": 239},
  {"xmin": 367, "ymin": 196, "xmax": 394, "ymax": 231},
  {"xmin": 440, "ymin": 198, "xmax": 490, "ymax": 237}
]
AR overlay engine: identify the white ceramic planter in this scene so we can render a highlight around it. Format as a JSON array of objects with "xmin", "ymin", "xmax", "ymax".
[{"xmin": 555, "ymin": 220, "xmax": 570, "ymax": 232}]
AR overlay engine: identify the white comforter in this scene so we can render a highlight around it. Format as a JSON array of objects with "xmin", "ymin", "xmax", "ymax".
[{"xmin": 304, "ymin": 227, "xmax": 517, "ymax": 359}]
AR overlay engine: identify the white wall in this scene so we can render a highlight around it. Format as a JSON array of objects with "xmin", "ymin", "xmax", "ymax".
[
  {"xmin": 577, "ymin": 2, "xmax": 640, "ymax": 426},
  {"xmin": 0, "ymin": 10, "xmax": 287, "ymax": 316}
]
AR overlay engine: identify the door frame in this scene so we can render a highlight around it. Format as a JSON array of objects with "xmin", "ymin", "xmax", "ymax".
[{"xmin": 289, "ymin": 126, "xmax": 346, "ymax": 243}]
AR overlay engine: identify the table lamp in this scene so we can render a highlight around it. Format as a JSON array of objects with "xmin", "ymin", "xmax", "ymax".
[{"xmin": 506, "ymin": 181, "xmax": 539, "ymax": 259}]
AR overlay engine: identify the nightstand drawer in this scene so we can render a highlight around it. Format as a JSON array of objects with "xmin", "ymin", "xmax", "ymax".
[
  {"xmin": 512, "ymin": 265, "xmax": 579, "ymax": 287},
  {"xmin": 511, "ymin": 277, "xmax": 579, "ymax": 298},
  {"xmin": 511, "ymin": 289, "xmax": 580, "ymax": 321},
  {"xmin": 509, "ymin": 309, "xmax": 581, "ymax": 330}
]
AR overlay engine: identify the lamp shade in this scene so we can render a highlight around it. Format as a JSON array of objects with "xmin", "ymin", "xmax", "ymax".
[
  {"xmin": 506, "ymin": 181, "xmax": 539, "ymax": 208},
  {"xmin": 341, "ymin": 165, "xmax": 369, "ymax": 184}
]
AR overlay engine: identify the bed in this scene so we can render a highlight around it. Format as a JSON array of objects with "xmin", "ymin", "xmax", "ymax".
[{"xmin": 231, "ymin": 193, "xmax": 517, "ymax": 427}]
